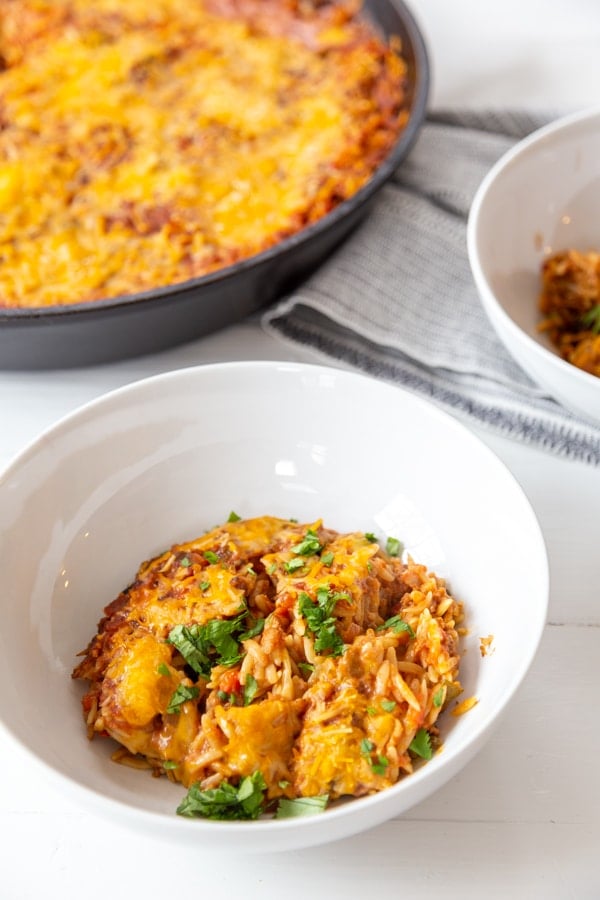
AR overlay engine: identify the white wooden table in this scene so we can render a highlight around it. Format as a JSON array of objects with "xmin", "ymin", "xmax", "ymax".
[{"xmin": 1, "ymin": 2, "xmax": 599, "ymax": 897}]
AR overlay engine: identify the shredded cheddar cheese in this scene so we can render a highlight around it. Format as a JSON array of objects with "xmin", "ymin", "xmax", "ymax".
[
  {"xmin": 0, "ymin": 0, "xmax": 409, "ymax": 308},
  {"xmin": 451, "ymin": 696, "xmax": 479, "ymax": 717}
]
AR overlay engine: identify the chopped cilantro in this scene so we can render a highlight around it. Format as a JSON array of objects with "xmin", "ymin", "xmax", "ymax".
[
  {"xmin": 267, "ymin": 562, "xmax": 277, "ymax": 575},
  {"xmin": 291, "ymin": 529, "xmax": 322, "ymax": 556},
  {"xmin": 167, "ymin": 624, "xmax": 211, "ymax": 676},
  {"xmin": 365, "ymin": 532, "xmax": 377, "ymax": 543},
  {"xmin": 163, "ymin": 760, "xmax": 178, "ymax": 770},
  {"xmin": 275, "ymin": 795, "xmax": 328, "ymax": 818},
  {"xmin": 360, "ymin": 738, "xmax": 375, "ymax": 757},
  {"xmin": 298, "ymin": 587, "xmax": 346, "ymax": 657},
  {"xmin": 359, "ymin": 738, "xmax": 388, "ymax": 774},
  {"xmin": 217, "ymin": 690, "xmax": 237, "ymax": 705},
  {"xmin": 203, "ymin": 550, "xmax": 220, "ymax": 564},
  {"xmin": 298, "ymin": 662, "xmax": 315, "ymax": 675},
  {"xmin": 199, "ymin": 616, "xmax": 245, "ymax": 665},
  {"xmin": 385, "ymin": 536, "xmax": 403, "ymax": 557},
  {"xmin": 433, "ymin": 686, "xmax": 445, "ymax": 708},
  {"xmin": 278, "ymin": 779, "xmax": 291, "ymax": 789},
  {"xmin": 239, "ymin": 616, "xmax": 265, "ymax": 641},
  {"xmin": 179, "ymin": 555, "xmax": 192, "ymax": 568},
  {"xmin": 409, "ymin": 728, "xmax": 433, "ymax": 760},
  {"xmin": 227, "ymin": 511, "xmax": 241, "ymax": 522},
  {"xmin": 366, "ymin": 706, "xmax": 377, "ymax": 716},
  {"xmin": 381, "ymin": 699, "xmax": 396, "ymax": 713},
  {"xmin": 320, "ymin": 551, "xmax": 334, "ymax": 567},
  {"xmin": 371, "ymin": 755, "xmax": 389, "ymax": 776},
  {"xmin": 177, "ymin": 772, "xmax": 266, "ymax": 820},
  {"xmin": 199, "ymin": 580, "xmax": 210, "ymax": 592},
  {"xmin": 166, "ymin": 683, "xmax": 199, "ymax": 714},
  {"xmin": 284, "ymin": 557, "xmax": 305, "ymax": 574},
  {"xmin": 243, "ymin": 674, "xmax": 258, "ymax": 706},
  {"xmin": 157, "ymin": 662, "xmax": 171, "ymax": 677},
  {"xmin": 167, "ymin": 610, "xmax": 250, "ymax": 678},
  {"xmin": 378, "ymin": 615, "xmax": 415, "ymax": 638},
  {"xmin": 582, "ymin": 304, "xmax": 600, "ymax": 334}
]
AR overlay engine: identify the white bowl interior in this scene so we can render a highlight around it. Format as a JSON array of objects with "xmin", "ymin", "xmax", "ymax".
[
  {"xmin": 0, "ymin": 362, "xmax": 548, "ymax": 850},
  {"xmin": 468, "ymin": 108, "xmax": 600, "ymax": 422}
]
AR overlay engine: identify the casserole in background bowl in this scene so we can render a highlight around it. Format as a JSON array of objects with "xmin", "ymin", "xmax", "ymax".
[
  {"xmin": 0, "ymin": 0, "xmax": 429, "ymax": 369},
  {"xmin": 0, "ymin": 362, "xmax": 548, "ymax": 851},
  {"xmin": 467, "ymin": 107, "xmax": 600, "ymax": 427}
]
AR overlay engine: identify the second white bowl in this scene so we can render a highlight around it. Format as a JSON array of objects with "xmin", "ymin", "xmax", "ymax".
[{"xmin": 468, "ymin": 106, "xmax": 600, "ymax": 426}]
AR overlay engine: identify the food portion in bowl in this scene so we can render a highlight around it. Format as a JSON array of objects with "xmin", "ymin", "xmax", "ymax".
[
  {"xmin": 73, "ymin": 514, "xmax": 464, "ymax": 820},
  {"xmin": 539, "ymin": 249, "xmax": 600, "ymax": 377},
  {"xmin": 0, "ymin": 0, "xmax": 410, "ymax": 309}
]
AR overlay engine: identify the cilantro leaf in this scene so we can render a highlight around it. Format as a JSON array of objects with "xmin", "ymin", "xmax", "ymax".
[
  {"xmin": 360, "ymin": 738, "xmax": 376, "ymax": 757},
  {"xmin": 167, "ymin": 624, "xmax": 212, "ymax": 676},
  {"xmin": 380, "ymin": 699, "xmax": 396, "ymax": 713},
  {"xmin": 167, "ymin": 610, "xmax": 249, "ymax": 678},
  {"xmin": 385, "ymin": 536, "xmax": 403, "ymax": 557},
  {"xmin": 313, "ymin": 620, "xmax": 344, "ymax": 656},
  {"xmin": 582, "ymin": 303, "xmax": 600, "ymax": 334},
  {"xmin": 284, "ymin": 557, "xmax": 305, "ymax": 574},
  {"xmin": 157, "ymin": 662, "xmax": 171, "ymax": 677},
  {"xmin": 433, "ymin": 686, "xmax": 445, "ymax": 708},
  {"xmin": 201, "ymin": 614, "xmax": 246, "ymax": 664},
  {"xmin": 243, "ymin": 674, "xmax": 259, "ymax": 706},
  {"xmin": 298, "ymin": 662, "xmax": 314, "ymax": 675},
  {"xmin": 275, "ymin": 795, "xmax": 329, "ymax": 818},
  {"xmin": 177, "ymin": 772, "xmax": 266, "ymax": 820},
  {"xmin": 377, "ymin": 615, "xmax": 415, "ymax": 638},
  {"xmin": 371, "ymin": 755, "xmax": 389, "ymax": 776},
  {"xmin": 166, "ymin": 683, "xmax": 199, "ymax": 714},
  {"xmin": 203, "ymin": 550, "xmax": 220, "ymax": 564},
  {"xmin": 364, "ymin": 532, "xmax": 377, "ymax": 543},
  {"xmin": 239, "ymin": 616, "xmax": 265, "ymax": 641},
  {"xmin": 179, "ymin": 555, "xmax": 192, "ymax": 568},
  {"xmin": 298, "ymin": 587, "xmax": 345, "ymax": 657},
  {"xmin": 227, "ymin": 511, "xmax": 241, "ymax": 522},
  {"xmin": 320, "ymin": 551, "xmax": 334, "ymax": 567},
  {"xmin": 359, "ymin": 738, "xmax": 388, "ymax": 774},
  {"xmin": 291, "ymin": 529, "xmax": 323, "ymax": 556},
  {"xmin": 217, "ymin": 690, "xmax": 237, "ymax": 705},
  {"xmin": 409, "ymin": 728, "xmax": 433, "ymax": 760}
]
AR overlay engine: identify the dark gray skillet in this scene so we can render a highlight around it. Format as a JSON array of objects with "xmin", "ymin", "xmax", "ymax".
[{"xmin": 0, "ymin": 0, "xmax": 429, "ymax": 369}]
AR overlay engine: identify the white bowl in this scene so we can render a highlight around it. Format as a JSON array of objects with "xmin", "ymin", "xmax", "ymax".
[
  {"xmin": 467, "ymin": 106, "xmax": 600, "ymax": 426},
  {"xmin": 0, "ymin": 362, "xmax": 548, "ymax": 851}
]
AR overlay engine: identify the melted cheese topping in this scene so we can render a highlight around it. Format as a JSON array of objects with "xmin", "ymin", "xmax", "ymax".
[{"xmin": 0, "ymin": 0, "xmax": 408, "ymax": 307}]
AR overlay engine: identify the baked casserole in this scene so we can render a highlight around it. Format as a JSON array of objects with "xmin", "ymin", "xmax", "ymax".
[
  {"xmin": 73, "ymin": 515, "xmax": 464, "ymax": 820},
  {"xmin": 0, "ymin": 0, "xmax": 410, "ymax": 308}
]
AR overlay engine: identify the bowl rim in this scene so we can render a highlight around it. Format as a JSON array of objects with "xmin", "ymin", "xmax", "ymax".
[
  {"xmin": 0, "ymin": 361, "xmax": 549, "ymax": 841},
  {"xmin": 467, "ymin": 104, "xmax": 600, "ymax": 395}
]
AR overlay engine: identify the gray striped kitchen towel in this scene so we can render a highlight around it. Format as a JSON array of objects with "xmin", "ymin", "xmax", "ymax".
[{"xmin": 262, "ymin": 111, "xmax": 600, "ymax": 466}]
